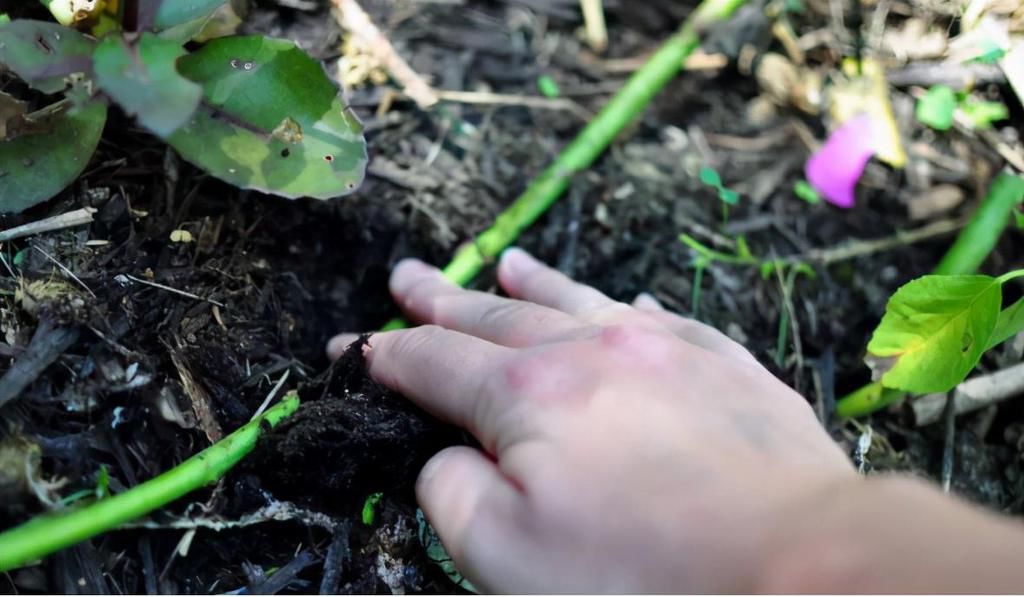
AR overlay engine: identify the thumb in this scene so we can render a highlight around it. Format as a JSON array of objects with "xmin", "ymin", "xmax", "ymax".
[{"xmin": 416, "ymin": 446, "xmax": 521, "ymax": 589}]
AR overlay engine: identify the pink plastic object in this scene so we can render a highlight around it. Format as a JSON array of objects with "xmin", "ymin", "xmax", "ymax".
[{"xmin": 805, "ymin": 114, "xmax": 879, "ymax": 208}]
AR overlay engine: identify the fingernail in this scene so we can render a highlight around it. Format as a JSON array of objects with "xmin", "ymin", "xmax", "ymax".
[
  {"xmin": 417, "ymin": 451, "xmax": 448, "ymax": 489},
  {"xmin": 326, "ymin": 334, "xmax": 359, "ymax": 360},
  {"xmin": 390, "ymin": 259, "xmax": 439, "ymax": 295},
  {"xmin": 500, "ymin": 247, "xmax": 542, "ymax": 277},
  {"xmin": 633, "ymin": 292, "xmax": 665, "ymax": 311}
]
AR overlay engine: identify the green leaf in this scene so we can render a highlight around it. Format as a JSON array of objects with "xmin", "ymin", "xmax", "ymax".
[
  {"xmin": 0, "ymin": 14, "xmax": 10, "ymax": 24},
  {"xmin": 967, "ymin": 39, "xmax": 1007, "ymax": 64},
  {"xmin": 915, "ymin": 85, "xmax": 957, "ymax": 131},
  {"xmin": 361, "ymin": 492, "xmax": 383, "ymax": 526},
  {"xmin": 138, "ymin": 0, "xmax": 227, "ymax": 32},
  {"xmin": 719, "ymin": 188, "xmax": 739, "ymax": 205},
  {"xmin": 167, "ymin": 35, "xmax": 367, "ymax": 200},
  {"xmin": 93, "ymin": 33, "xmax": 202, "ymax": 137},
  {"xmin": 793, "ymin": 180, "xmax": 821, "ymax": 204},
  {"xmin": 0, "ymin": 100, "xmax": 107, "ymax": 213},
  {"xmin": 0, "ymin": 20, "xmax": 96, "ymax": 93},
  {"xmin": 959, "ymin": 99, "xmax": 1008, "ymax": 129},
  {"xmin": 699, "ymin": 166, "xmax": 722, "ymax": 187},
  {"xmin": 986, "ymin": 297, "xmax": 1024, "ymax": 351},
  {"xmin": 867, "ymin": 275, "xmax": 1003, "ymax": 394},
  {"xmin": 537, "ymin": 75, "xmax": 561, "ymax": 98}
]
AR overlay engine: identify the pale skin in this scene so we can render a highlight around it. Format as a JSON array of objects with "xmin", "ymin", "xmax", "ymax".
[{"xmin": 328, "ymin": 248, "xmax": 1024, "ymax": 593}]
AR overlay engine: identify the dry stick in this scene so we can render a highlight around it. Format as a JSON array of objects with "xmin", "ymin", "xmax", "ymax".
[
  {"xmin": 381, "ymin": 0, "xmax": 750, "ymax": 331},
  {"xmin": 0, "ymin": 208, "xmax": 97, "ymax": 243},
  {"xmin": 913, "ymin": 362, "xmax": 1024, "ymax": 427},
  {"xmin": 434, "ymin": 89, "xmax": 592, "ymax": 121},
  {"xmin": 580, "ymin": 0, "xmax": 608, "ymax": 53},
  {"xmin": 332, "ymin": 0, "xmax": 439, "ymax": 109}
]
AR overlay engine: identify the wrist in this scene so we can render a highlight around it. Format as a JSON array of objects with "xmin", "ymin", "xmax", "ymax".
[{"xmin": 753, "ymin": 474, "xmax": 1024, "ymax": 593}]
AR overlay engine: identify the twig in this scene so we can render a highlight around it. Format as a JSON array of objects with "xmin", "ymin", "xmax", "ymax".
[
  {"xmin": 121, "ymin": 274, "xmax": 225, "ymax": 308},
  {"xmin": 380, "ymin": 0, "xmax": 751, "ymax": 330},
  {"xmin": 0, "ymin": 319, "xmax": 79, "ymax": 410},
  {"xmin": 33, "ymin": 246, "xmax": 96, "ymax": 298},
  {"xmin": 120, "ymin": 500, "xmax": 339, "ymax": 532},
  {"xmin": 913, "ymin": 362, "xmax": 1024, "ymax": 426},
  {"xmin": 795, "ymin": 218, "xmax": 964, "ymax": 266},
  {"xmin": 579, "ymin": 0, "xmax": 608, "ymax": 53},
  {"xmin": 332, "ymin": 0, "xmax": 439, "ymax": 109},
  {"xmin": 941, "ymin": 393, "xmax": 956, "ymax": 493},
  {"xmin": 434, "ymin": 89, "xmax": 592, "ymax": 120},
  {"xmin": 0, "ymin": 208, "xmax": 96, "ymax": 243},
  {"xmin": 0, "ymin": 396, "xmax": 300, "ymax": 572},
  {"xmin": 251, "ymin": 369, "xmax": 290, "ymax": 420}
]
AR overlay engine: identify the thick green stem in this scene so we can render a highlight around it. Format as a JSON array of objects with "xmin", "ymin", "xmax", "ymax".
[
  {"xmin": 381, "ymin": 0, "xmax": 748, "ymax": 331},
  {"xmin": 837, "ymin": 173, "xmax": 1024, "ymax": 419},
  {"xmin": 0, "ymin": 394, "xmax": 300, "ymax": 572},
  {"xmin": 934, "ymin": 174, "xmax": 1024, "ymax": 276}
]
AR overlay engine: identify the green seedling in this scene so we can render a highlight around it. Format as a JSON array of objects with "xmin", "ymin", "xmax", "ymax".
[
  {"xmin": 0, "ymin": 0, "xmax": 368, "ymax": 213},
  {"xmin": 699, "ymin": 166, "xmax": 740, "ymax": 205},
  {"xmin": 57, "ymin": 465, "xmax": 110, "ymax": 507},
  {"xmin": 361, "ymin": 492, "xmax": 383, "ymax": 526},
  {"xmin": 837, "ymin": 173, "xmax": 1024, "ymax": 417},
  {"xmin": 915, "ymin": 84, "xmax": 1009, "ymax": 132},
  {"xmin": 679, "ymin": 233, "xmax": 814, "ymax": 362},
  {"xmin": 537, "ymin": 75, "xmax": 561, "ymax": 98},
  {"xmin": 793, "ymin": 180, "xmax": 821, "ymax": 204}
]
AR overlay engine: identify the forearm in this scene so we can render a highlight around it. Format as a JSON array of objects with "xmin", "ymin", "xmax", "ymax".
[{"xmin": 756, "ymin": 475, "xmax": 1024, "ymax": 593}]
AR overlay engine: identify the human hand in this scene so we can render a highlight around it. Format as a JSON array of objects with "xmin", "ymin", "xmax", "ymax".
[{"xmin": 328, "ymin": 248, "xmax": 856, "ymax": 593}]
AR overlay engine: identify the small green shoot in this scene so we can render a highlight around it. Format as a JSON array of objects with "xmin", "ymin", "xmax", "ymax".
[
  {"xmin": 58, "ymin": 465, "xmax": 110, "ymax": 507},
  {"xmin": 793, "ymin": 180, "xmax": 821, "ymax": 204},
  {"xmin": 866, "ymin": 270, "xmax": 1024, "ymax": 394},
  {"xmin": 361, "ymin": 492, "xmax": 383, "ymax": 526},
  {"xmin": 537, "ymin": 75, "xmax": 561, "ymax": 98},
  {"xmin": 959, "ymin": 99, "xmax": 1009, "ymax": 129},
  {"xmin": 967, "ymin": 39, "xmax": 1007, "ymax": 64},
  {"xmin": 915, "ymin": 85, "xmax": 957, "ymax": 131},
  {"xmin": 699, "ymin": 166, "xmax": 740, "ymax": 205}
]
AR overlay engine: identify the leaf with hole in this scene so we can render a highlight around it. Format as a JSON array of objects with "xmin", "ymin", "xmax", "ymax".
[
  {"xmin": 866, "ymin": 275, "xmax": 1003, "ymax": 394},
  {"xmin": 0, "ymin": 100, "xmax": 107, "ymax": 213},
  {"xmin": 0, "ymin": 20, "xmax": 96, "ymax": 93},
  {"xmin": 166, "ymin": 35, "xmax": 367, "ymax": 199},
  {"xmin": 93, "ymin": 33, "xmax": 202, "ymax": 137}
]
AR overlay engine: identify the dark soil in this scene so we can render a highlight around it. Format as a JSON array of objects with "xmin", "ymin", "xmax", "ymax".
[{"xmin": 2, "ymin": 0, "xmax": 1023, "ymax": 593}]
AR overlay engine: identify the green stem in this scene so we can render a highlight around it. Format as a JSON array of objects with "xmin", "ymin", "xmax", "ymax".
[
  {"xmin": 996, "ymin": 269, "xmax": 1024, "ymax": 284},
  {"xmin": 837, "ymin": 173, "xmax": 1024, "ymax": 419},
  {"xmin": 0, "ymin": 395, "xmax": 300, "ymax": 572},
  {"xmin": 381, "ymin": 0, "xmax": 749, "ymax": 332},
  {"xmin": 934, "ymin": 173, "xmax": 1024, "ymax": 276}
]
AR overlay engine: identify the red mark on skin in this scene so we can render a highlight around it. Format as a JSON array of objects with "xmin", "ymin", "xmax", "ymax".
[{"xmin": 502, "ymin": 352, "xmax": 595, "ymax": 407}]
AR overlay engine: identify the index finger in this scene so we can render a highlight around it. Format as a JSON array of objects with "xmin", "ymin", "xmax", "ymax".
[{"xmin": 365, "ymin": 326, "xmax": 519, "ymax": 453}]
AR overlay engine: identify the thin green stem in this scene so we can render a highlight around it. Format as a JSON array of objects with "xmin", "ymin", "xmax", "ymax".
[
  {"xmin": 996, "ymin": 269, "xmax": 1024, "ymax": 284},
  {"xmin": 837, "ymin": 173, "xmax": 1024, "ymax": 419},
  {"xmin": 380, "ymin": 0, "xmax": 750, "ymax": 331},
  {"xmin": 692, "ymin": 259, "xmax": 706, "ymax": 319},
  {"xmin": 0, "ymin": 395, "xmax": 300, "ymax": 572},
  {"xmin": 679, "ymin": 233, "xmax": 758, "ymax": 266}
]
